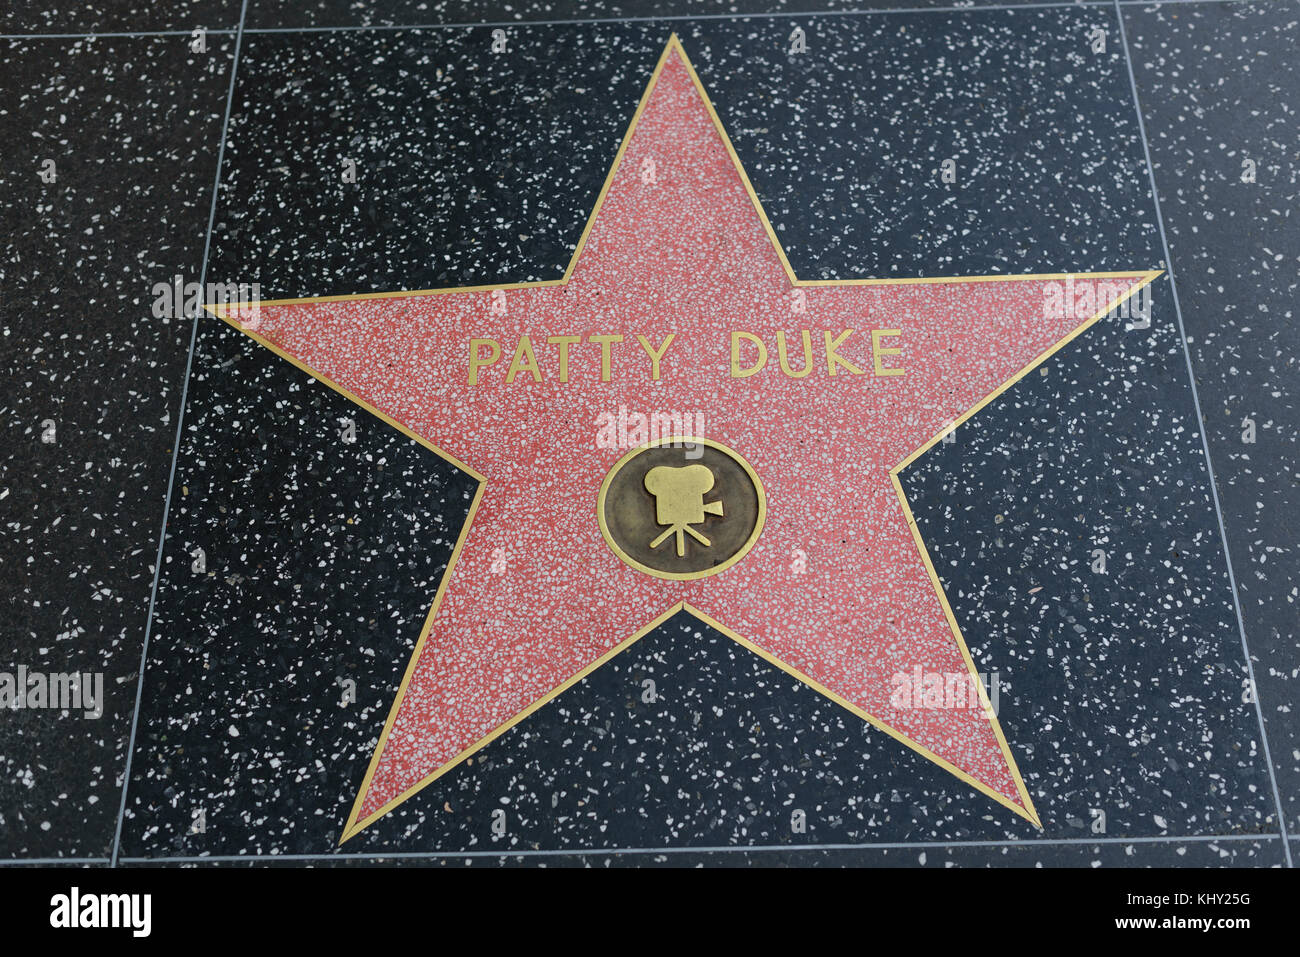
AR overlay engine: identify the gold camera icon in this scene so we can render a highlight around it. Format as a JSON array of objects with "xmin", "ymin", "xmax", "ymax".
[{"xmin": 644, "ymin": 464, "xmax": 725, "ymax": 557}]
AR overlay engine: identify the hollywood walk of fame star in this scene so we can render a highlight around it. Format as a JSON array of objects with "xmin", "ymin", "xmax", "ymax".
[{"xmin": 209, "ymin": 35, "xmax": 1158, "ymax": 842}]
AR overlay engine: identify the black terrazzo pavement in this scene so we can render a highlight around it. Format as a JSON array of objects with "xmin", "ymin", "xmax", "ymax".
[
  {"xmin": 1124, "ymin": 0, "xmax": 1300, "ymax": 837},
  {"xmin": 0, "ymin": 35, "xmax": 233, "ymax": 856},
  {"xmin": 243, "ymin": 1, "xmax": 1061, "ymax": 32},
  {"xmin": 210, "ymin": 13, "xmax": 1162, "ymax": 300},
  {"xmin": 123, "ymin": 837, "xmax": 1287, "ymax": 865},
  {"xmin": 2, "ymin": 0, "xmax": 1295, "ymax": 867},
  {"xmin": 1, "ymin": 3, "xmax": 241, "ymax": 34}
]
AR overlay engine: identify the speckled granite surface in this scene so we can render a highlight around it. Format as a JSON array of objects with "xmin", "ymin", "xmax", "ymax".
[
  {"xmin": 1, "ymin": 0, "xmax": 1294, "ymax": 867},
  {"xmin": 0, "ymin": 34, "xmax": 234, "ymax": 858},
  {"xmin": 1123, "ymin": 0, "xmax": 1300, "ymax": 838}
]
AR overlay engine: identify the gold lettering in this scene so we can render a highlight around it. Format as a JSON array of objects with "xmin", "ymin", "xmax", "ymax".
[
  {"xmin": 730, "ymin": 331, "xmax": 767, "ymax": 378},
  {"xmin": 823, "ymin": 329, "xmax": 863, "ymax": 376},
  {"xmin": 587, "ymin": 334, "xmax": 624, "ymax": 382},
  {"xmin": 546, "ymin": 335, "xmax": 581, "ymax": 383},
  {"xmin": 506, "ymin": 335, "xmax": 541, "ymax": 383},
  {"xmin": 872, "ymin": 329, "xmax": 904, "ymax": 376},
  {"xmin": 635, "ymin": 333, "xmax": 676, "ymax": 381},
  {"xmin": 468, "ymin": 338, "xmax": 501, "ymax": 385},
  {"xmin": 776, "ymin": 330, "xmax": 814, "ymax": 378}
]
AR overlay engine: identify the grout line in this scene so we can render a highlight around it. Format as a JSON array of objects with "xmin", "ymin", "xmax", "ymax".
[
  {"xmin": 216, "ymin": 0, "xmax": 1298, "ymax": 34},
  {"xmin": 0, "ymin": 0, "xmax": 1278, "ymax": 41},
  {"xmin": 114, "ymin": 832, "xmax": 1282, "ymax": 864},
  {"xmin": 1119, "ymin": 0, "xmax": 1297, "ymax": 4},
  {"xmin": 108, "ymin": 0, "xmax": 251, "ymax": 870},
  {"xmin": 1114, "ymin": 2, "xmax": 1293, "ymax": 868},
  {"xmin": 0, "ymin": 832, "xmax": 1280, "ymax": 866},
  {"xmin": 0, "ymin": 858, "xmax": 111, "ymax": 867},
  {"xmin": 240, "ymin": 1, "xmax": 1108, "ymax": 33},
  {"xmin": 0, "ymin": 28, "xmax": 239, "ymax": 39}
]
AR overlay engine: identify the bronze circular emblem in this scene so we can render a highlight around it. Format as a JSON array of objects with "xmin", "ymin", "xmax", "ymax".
[{"xmin": 597, "ymin": 437, "xmax": 765, "ymax": 580}]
